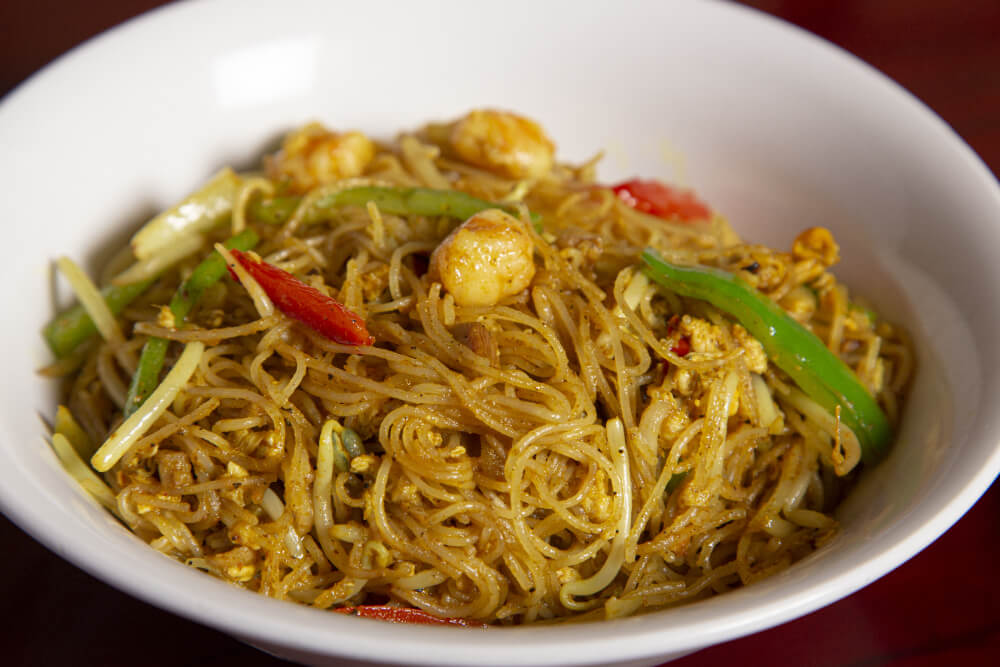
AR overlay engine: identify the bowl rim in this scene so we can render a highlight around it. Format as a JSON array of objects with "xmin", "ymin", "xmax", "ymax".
[{"xmin": 2, "ymin": 0, "xmax": 1000, "ymax": 665}]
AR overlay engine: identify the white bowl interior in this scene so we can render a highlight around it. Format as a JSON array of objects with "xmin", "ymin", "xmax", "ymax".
[{"xmin": 2, "ymin": 1, "xmax": 999, "ymax": 666}]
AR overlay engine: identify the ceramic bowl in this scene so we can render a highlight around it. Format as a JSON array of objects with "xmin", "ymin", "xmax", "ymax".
[{"xmin": 1, "ymin": 1, "xmax": 999, "ymax": 665}]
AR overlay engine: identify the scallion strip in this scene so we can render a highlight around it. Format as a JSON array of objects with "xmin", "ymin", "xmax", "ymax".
[
  {"xmin": 92, "ymin": 341, "xmax": 205, "ymax": 472},
  {"xmin": 123, "ymin": 229, "xmax": 259, "ymax": 417},
  {"xmin": 43, "ymin": 278, "xmax": 156, "ymax": 359},
  {"xmin": 251, "ymin": 185, "xmax": 542, "ymax": 231}
]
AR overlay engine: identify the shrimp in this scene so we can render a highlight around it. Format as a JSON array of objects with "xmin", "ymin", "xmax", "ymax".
[
  {"xmin": 429, "ymin": 208, "xmax": 536, "ymax": 307},
  {"xmin": 448, "ymin": 109, "xmax": 555, "ymax": 179},
  {"xmin": 266, "ymin": 122, "xmax": 375, "ymax": 193}
]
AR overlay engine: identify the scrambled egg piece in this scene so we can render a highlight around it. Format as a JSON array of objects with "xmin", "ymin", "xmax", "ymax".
[
  {"xmin": 360, "ymin": 264, "xmax": 390, "ymax": 301},
  {"xmin": 731, "ymin": 324, "xmax": 767, "ymax": 374},
  {"xmin": 579, "ymin": 470, "xmax": 614, "ymax": 524},
  {"xmin": 679, "ymin": 315, "xmax": 724, "ymax": 355},
  {"xmin": 207, "ymin": 546, "xmax": 257, "ymax": 583},
  {"xmin": 792, "ymin": 227, "xmax": 839, "ymax": 267}
]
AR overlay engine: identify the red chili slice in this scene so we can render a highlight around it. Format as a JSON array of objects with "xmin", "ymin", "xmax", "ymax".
[
  {"xmin": 333, "ymin": 605, "xmax": 487, "ymax": 627},
  {"xmin": 612, "ymin": 179, "xmax": 711, "ymax": 222},
  {"xmin": 228, "ymin": 249, "xmax": 374, "ymax": 346},
  {"xmin": 671, "ymin": 337, "xmax": 691, "ymax": 357}
]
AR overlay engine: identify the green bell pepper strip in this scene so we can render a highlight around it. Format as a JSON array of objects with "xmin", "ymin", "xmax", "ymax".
[
  {"xmin": 43, "ymin": 277, "xmax": 157, "ymax": 359},
  {"xmin": 641, "ymin": 249, "xmax": 892, "ymax": 465},
  {"xmin": 122, "ymin": 229, "xmax": 259, "ymax": 417},
  {"xmin": 251, "ymin": 186, "xmax": 543, "ymax": 232}
]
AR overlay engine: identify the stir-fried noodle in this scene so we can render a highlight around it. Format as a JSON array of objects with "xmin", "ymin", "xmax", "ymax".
[{"xmin": 44, "ymin": 110, "xmax": 911, "ymax": 624}]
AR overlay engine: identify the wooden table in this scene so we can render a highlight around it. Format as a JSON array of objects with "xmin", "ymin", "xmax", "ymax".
[{"xmin": 2, "ymin": 1, "xmax": 998, "ymax": 665}]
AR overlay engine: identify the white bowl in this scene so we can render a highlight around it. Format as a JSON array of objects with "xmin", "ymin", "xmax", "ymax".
[{"xmin": 2, "ymin": 1, "xmax": 999, "ymax": 665}]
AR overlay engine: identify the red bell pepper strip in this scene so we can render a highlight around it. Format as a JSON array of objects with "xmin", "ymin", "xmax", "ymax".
[
  {"xmin": 228, "ymin": 249, "xmax": 374, "ymax": 346},
  {"xmin": 333, "ymin": 605, "xmax": 487, "ymax": 627},
  {"xmin": 612, "ymin": 179, "xmax": 711, "ymax": 222},
  {"xmin": 671, "ymin": 337, "xmax": 691, "ymax": 357},
  {"xmin": 664, "ymin": 314, "xmax": 691, "ymax": 357}
]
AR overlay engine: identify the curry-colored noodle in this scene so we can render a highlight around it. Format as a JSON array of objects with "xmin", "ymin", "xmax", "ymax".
[{"xmin": 44, "ymin": 110, "xmax": 911, "ymax": 624}]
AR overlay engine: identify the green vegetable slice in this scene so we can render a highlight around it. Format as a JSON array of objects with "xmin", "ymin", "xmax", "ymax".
[
  {"xmin": 251, "ymin": 185, "xmax": 542, "ymax": 231},
  {"xmin": 123, "ymin": 229, "xmax": 259, "ymax": 417},
  {"xmin": 641, "ymin": 249, "xmax": 892, "ymax": 465}
]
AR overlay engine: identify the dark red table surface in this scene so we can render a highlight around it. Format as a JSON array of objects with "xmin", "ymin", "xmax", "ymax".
[{"xmin": 2, "ymin": 1, "xmax": 998, "ymax": 665}]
